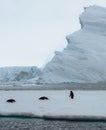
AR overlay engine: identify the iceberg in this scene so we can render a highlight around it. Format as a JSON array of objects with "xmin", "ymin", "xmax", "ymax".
[
  {"xmin": 0, "ymin": 6, "xmax": 106, "ymax": 85},
  {"xmin": 39, "ymin": 6, "xmax": 106, "ymax": 83}
]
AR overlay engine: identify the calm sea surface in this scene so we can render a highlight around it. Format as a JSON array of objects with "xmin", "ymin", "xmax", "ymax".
[{"xmin": 0, "ymin": 118, "xmax": 106, "ymax": 130}]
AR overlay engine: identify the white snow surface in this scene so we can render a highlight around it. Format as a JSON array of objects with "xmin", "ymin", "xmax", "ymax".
[
  {"xmin": 0, "ymin": 90, "xmax": 106, "ymax": 119},
  {"xmin": 39, "ymin": 6, "xmax": 106, "ymax": 83}
]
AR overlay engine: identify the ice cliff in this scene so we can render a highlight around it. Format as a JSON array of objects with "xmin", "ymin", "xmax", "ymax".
[
  {"xmin": 0, "ymin": 67, "xmax": 41, "ymax": 84},
  {"xmin": 39, "ymin": 5, "xmax": 106, "ymax": 83}
]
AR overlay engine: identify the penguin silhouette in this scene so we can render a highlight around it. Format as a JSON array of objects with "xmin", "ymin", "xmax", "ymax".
[{"xmin": 69, "ymin": 91, "xmax": 74, "ymax": 99}]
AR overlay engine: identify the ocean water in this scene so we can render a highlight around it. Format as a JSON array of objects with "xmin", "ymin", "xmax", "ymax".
[{"xmin": 0, "ymin": 118, "xmax": 106, "ymax": 130}]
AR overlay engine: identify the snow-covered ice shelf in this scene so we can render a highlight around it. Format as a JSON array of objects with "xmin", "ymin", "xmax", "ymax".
[{"xmin": 0, "ymin": 90, "xmax": 106, "ymax": 120}]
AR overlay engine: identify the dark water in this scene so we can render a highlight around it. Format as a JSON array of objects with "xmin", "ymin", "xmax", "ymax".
[{"xmin": 0, "ymin": 118, "xmax": 106, "ymax": 130}]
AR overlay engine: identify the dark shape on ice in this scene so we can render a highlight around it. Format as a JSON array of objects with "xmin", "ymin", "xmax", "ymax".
[
  {"xmin": 39, "ymin": 97, "xmax": 49, "ymax": 100},
  {"xmin": 69, "ymin": 91, "xmax": 74, "ymax": 99},
  {"xmin": 6, "ymin": 99, "xmax": 16, "ymax": 103}
]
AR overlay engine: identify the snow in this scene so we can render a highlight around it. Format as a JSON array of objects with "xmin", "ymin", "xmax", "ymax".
[
  {"xmin": 39, "ymin": 5, "xmax": 106, "ymax": 83},
  {"xmin": 0, "ymin": 90, "xmax": 106, "ymax": 120}
]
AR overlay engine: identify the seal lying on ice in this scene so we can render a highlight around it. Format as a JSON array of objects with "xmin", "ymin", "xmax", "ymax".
[
  {"xmin": 39, "ymin": 97, "xmax": 49, "ymax": 100},
  {"xmin": 6, "ymin": 99, "xmax": 16, "ymax": 103}
]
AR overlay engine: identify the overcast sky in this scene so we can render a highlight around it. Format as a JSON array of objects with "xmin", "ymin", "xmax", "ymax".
[{"xmin": 0, "ymin": 0, "xmax": 106, "ymax": 68}]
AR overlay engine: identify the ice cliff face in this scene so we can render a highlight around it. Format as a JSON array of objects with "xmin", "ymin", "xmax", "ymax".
[
  {"xmin": 39, "ymin": 6, "xmax": 106, "ymax": 83},
  {"xmin": 0, "ymin": 67, "xmax": 41, "ymax": 84}
]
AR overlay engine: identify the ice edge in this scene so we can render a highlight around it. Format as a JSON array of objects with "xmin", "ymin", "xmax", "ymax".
[{"xmin": 0, "ymin": 113, "xmax": 106, "ymax": 121}]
